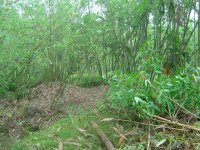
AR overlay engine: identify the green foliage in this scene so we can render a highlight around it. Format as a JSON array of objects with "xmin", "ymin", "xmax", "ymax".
[
  {"xmin": 108, "ymin": 69, "xmax": 200, "ymax": 118},
  {"xmin": 0, "ymin": 0, "xmax": 198, "ymax": 99},
  {"xmin": 0, "ymin": 0, "xmax": 199, "ymax": 149},
  {"xmin": 108, "ymin": 71, "xmax": 156, "ymax": 117},
  {"xmin": 77, "ymin": 74, "xmax": 107, "ymax": 87}
]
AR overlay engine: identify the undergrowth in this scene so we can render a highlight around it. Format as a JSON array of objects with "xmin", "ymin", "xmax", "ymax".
[
  {"xmin": 70, "ymin": 74, "xmax": 107, "ymax": 88},
  {"xmin": 108, "ymin": 69, "xmax": 200, "ymax": 118},
  {"xmin": 8, "ymin": 107, "xmax": 116, "ymax": 150},
  {"xmin": 7, "ymin": 101, "xmax": 200, "ymax": 150}
]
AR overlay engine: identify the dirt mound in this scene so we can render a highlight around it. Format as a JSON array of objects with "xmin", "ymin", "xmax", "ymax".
[
  {"xmin": 0, "ymin": 83, "xmax": 109, "ymax": 139},
  {"xmin": 30, "ymin": 83, "xmax": 108, "ymax": 110}
]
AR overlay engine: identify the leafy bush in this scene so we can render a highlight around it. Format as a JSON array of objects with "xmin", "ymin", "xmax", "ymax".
[
  {"xmin": 77, "ymin": 74, "xmax": 107, "ymax": 87},
  {"xmin": 108, "ymin": 69, "xmax": 200, "ymax": 118}
]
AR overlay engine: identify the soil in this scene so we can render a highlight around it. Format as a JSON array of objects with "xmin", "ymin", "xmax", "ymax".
[{"xmin": 0, "ymin": 83, "xmax": 109, "ymax": 140}]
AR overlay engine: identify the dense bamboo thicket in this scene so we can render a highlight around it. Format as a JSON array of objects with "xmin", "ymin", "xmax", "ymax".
[
  {"xmin": 0, "ymin": 1, "xmax": 199, "ymax": 93},
  {"xmin": 1, "ymin": 1, "xmax": 200, "ymax": 149}
]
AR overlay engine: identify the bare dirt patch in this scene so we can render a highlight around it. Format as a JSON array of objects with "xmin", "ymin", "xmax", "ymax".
[
  {"xmin": 30, "ymin": 83, "xmax": 108, "ymax": 110},
  {"xmin": 0, "ymin": 83, "xmax": 109, "ymax": 140}
]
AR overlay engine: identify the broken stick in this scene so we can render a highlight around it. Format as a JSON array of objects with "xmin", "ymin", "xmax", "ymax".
[
  {"xmin": 153, "ymin": 115, "xmax": 200, "ymax": 132},
  {"xmin": 91, "ymin": 122, "xmax": 115, "ymax": 150}
]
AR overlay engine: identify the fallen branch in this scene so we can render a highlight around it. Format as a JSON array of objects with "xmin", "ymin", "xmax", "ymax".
[
  {"xmin": 114, "ymin": 118, "xmax": 184, "ymax": 131},
  {"xmin": 153, "ymin": 115, "xmax": 200, "ymax": 132},
  {"xmin": 102, "ymin": 117, "xmax": 186, "ymax": 132},
  {"xmin": 91, "ymin": 122, "xmax": 115, "ymax": 150}
]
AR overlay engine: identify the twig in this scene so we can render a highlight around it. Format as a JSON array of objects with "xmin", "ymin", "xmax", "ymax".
[
  {"xmin": 114, "ymin": 118, "xmax": 159, "ymax": 127},
  {"xmin": 64, "ymin": 142, "xmax": 81, "ymax": 147},
  {"xmin": 91, "ymin": 122, "xmax": 115, "ymax": 150},
  {"xmin": 77, "ymin": 128, "xmax": 88, "ymax": 137},
  {"xmin": 153, "ymin": 115, "xmax": 200, "ymax": 132},
  {"xmin": 112, "ymin": 127, "xmax": 127, "ymax": 140},
  {"xmin": 124, "ymin": 131, "xmax": 134, "ymax": 136},
  {"xmin": 116, "ymin": 137, "xmax": 125, "ymax": 148},
  {"xmin": 58, "ymin": 142, "xmax": 63, "ymax": 150},
  {"xmin": 151, "ymin": 118, "xmax": 185, "ymax": 131},
  {"xmin": 114, "ymin": 118, "xmax": 185, "ymax": 131},
  {"xmin": 147, "ymin": 125, "xmax": 151, "ymax": 150},
  {"xmin": 76, "ymin": 128, "xmax": 94, "ymax": 137},
  {"xmin": 102, "ymin": 117, "xmax": 186, "ymax": 131}
]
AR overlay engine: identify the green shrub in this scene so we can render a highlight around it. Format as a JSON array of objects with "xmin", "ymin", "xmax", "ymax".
[
  {"xmin": 108, "ymin": 69, "xmax": 200, "ymax": 118},
  {"xmin": 77, "ymin": 74, "xmax": 107, "ymax": 87}
]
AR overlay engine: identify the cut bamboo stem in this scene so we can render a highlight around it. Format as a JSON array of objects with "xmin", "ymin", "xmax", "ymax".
[{"xmin": 91, "ymin": 122, "xmax": 115, "ymax": 150}]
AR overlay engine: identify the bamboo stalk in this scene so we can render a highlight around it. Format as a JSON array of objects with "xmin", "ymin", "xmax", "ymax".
[
  {"xmin": 153, "ymin": 115, "xmax": 200, "ymax": 132},
  {"xmin": 91, "ymin": 122, "xmax": 115, "ymax": 150}
]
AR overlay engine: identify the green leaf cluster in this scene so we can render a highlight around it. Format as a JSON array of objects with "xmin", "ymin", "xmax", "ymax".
[{"xmin": 108, "ymin": 69, "xmax": 200, "ymax": 118}]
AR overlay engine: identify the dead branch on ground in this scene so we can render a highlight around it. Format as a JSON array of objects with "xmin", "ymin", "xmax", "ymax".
[{"xmin": 91, "ymin": 122, "xmax": 115, "ymax": 150}]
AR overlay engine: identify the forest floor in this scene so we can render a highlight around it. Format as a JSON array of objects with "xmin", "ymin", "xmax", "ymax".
[
  {"xmin": 0, "ymin": 83, "xmax": 109, "ymax": 149},
  {"xmin": 1, "ymin": 83, "xmax": 200, "ymax": 150}
]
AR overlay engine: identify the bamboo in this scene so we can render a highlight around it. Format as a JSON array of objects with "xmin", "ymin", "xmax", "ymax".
[
  {"xmin": 91, "ymin": 122, "xmax": 115, "ymax": 150},
  {"xmin": 153, "ymin": 115, "xmax": 200, "ymax": 132}
]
